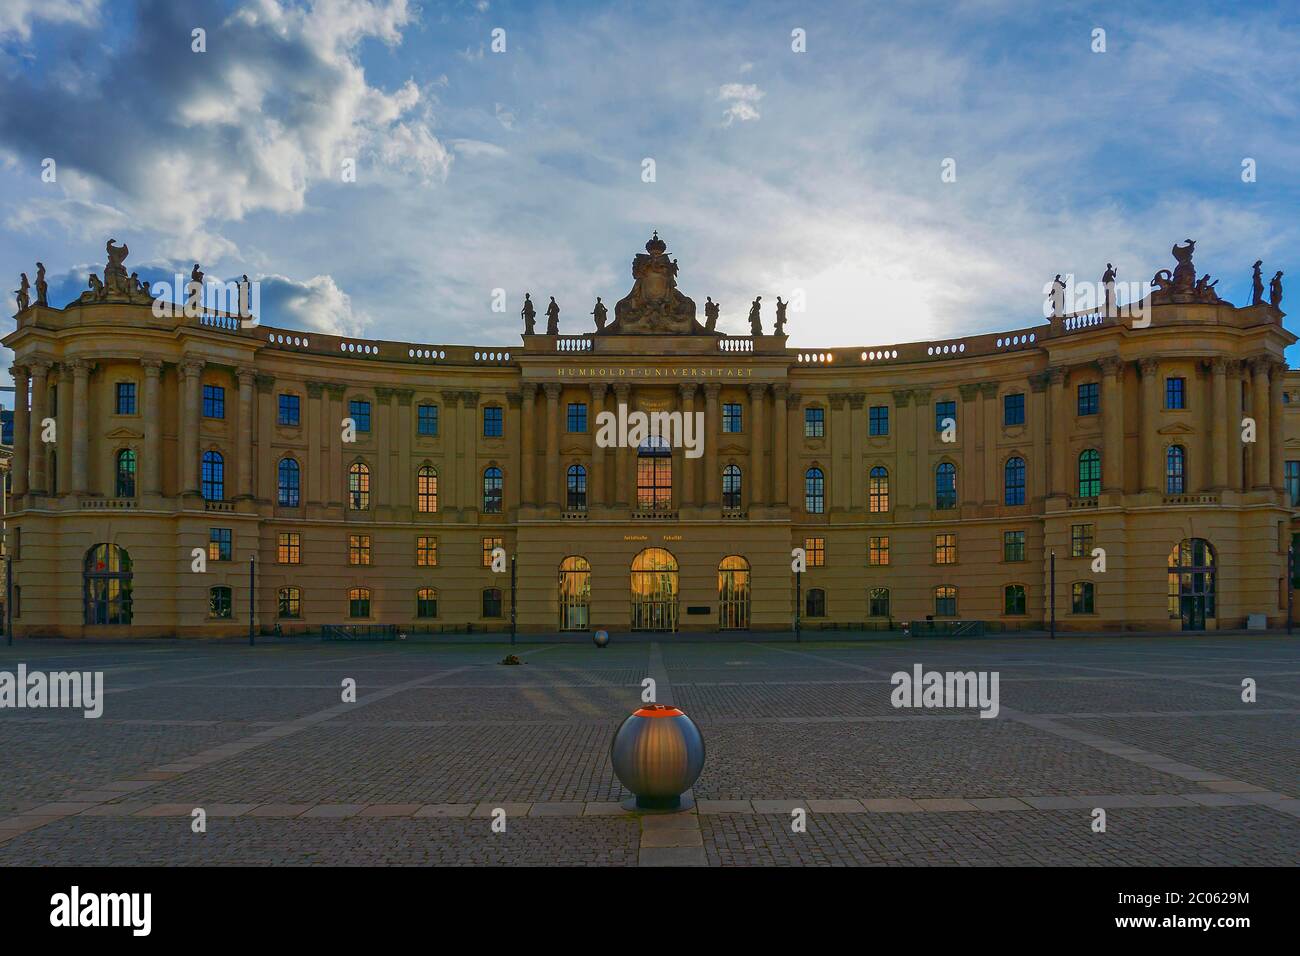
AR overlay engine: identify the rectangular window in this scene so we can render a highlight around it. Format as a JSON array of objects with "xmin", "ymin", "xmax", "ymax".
[
  {"xmin": 115, "ymin": 382, "xmax": 137, "ymax": 415},
  {"xmin": 868, "ymin": 405, "xmax": 889, "ymax": 436},
  {"xmin": 935, "ymin": 400, "xmax": 956, "ymax": 432},
  {"xmin": 416, "ymin": 536, "xmax": 438, "ymax": 567},
  {"xmin": 348, "ymin": 534, "xmax": 371, "ymax": 566},
  {"xmin": 1070, "ymin": 523, "xmax": 1094, "ymax": 558},
  {"xmin": 869, "ymin": 588, "xmax": 890, "ymax": 618},
  {"xmin": 417, "ymin": 403, "xmax": 439, "ymax": 436},
  {"xmin": 277, "ymin": 532, "xmax": 301, "ymax": 565},
  {"xmin": 1004, "ymin": 585, "xmax": 1027, "ymax": 616},
  {"xmin": 868, "ymin": 536, "xmax": 890, "ymax": 567},
  {"xmin": 804, "ymin": 407, "xmax": 824, "ymax": 438},
  {"xmin": 1077, "ymin": 382, "xmax": 1099, "ymax": 416},
  {"xmin": 1287, "ymin": 461, "xmax": 1300, "ymax": 507},
  {"xmin": 804, "ymin": 537, "xmax": 825, "ymax": 567},
  {"xmin": 1072, "ymin": 581, "xmax": 1095, "ymax": 614},
  {"xmin": 483, "ymin": 406, "xmax": 503, "ymax": 437},
  {"xmin": 209, "ymin": 587, "xmax": 233, "ymax": 619},
  {"xmin": 1003, "ymin": 530, "xmax": 1026, "ymax": 562},
  {"xmin": 203, "ymin": 384, "xmax": 225, "ymax": 419},
  {"xmin": 349, "ymin": 400, "xmax": 371, "ymax": 433},
  {"xmin": 482, "ymin": 536, "xmax": 503, "ymax": 568},
  {"xmin": 278, "ymin": 588, "xmax": 302, "ymax": 619},
  {"xmin": 723, "ymin": 403, "xmax": 743, "ymax": 433},
  {"xmin": 278, "ymin": 393, "xmax": 300, "ymax": 426},
  {"xmin": 566, "ymin": 402, "xmax": 587, "ymax": 433},
  {"xmin": 208, "ymin": 528, "xmax": 232, "ymax": 562},
  {"xmin": 935, "ymin": 587, "xmax": 957, "ymax": 617},
  {"xmin": 1165, "ymin": 377, "xmax": 1186, "ymax": 410},
  {"xmin": 1003, "ymin": 392, "xmax": 1025, "ymax": 426},
  {"xmin": 934, "ymin": 533, "xmax": 956, "ymax": 565}
]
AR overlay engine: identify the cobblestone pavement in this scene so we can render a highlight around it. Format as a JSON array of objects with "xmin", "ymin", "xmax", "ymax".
[{"xmin": 0, "ymin": 635, "xmax": 1296, "ymax": 866}]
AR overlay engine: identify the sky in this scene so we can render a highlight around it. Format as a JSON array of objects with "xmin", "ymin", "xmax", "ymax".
[{"xmin": 1, "ymin": 0, "xmax": 1297, "ymax": 380}]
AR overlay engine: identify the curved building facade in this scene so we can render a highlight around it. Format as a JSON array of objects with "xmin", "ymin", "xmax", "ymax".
[{"xmin": 4, "ymin": 235, "xmax": 1296, "ymax": 637}]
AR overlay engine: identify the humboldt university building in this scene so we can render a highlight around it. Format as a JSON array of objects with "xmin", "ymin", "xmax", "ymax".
[{"xmin": 4, "ymin": 234, "xmax": 1296, "ymax": 637}]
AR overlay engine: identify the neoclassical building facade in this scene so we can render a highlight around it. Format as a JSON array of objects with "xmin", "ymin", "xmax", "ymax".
[{"xmin": 4, "ymin": 235, "xmax": 1296, "ymax": 636}]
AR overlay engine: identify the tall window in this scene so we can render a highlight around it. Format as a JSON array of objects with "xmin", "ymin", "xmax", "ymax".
[
  {"xmin": 483, "ymin": 405, "xmax": 503, "ymax": 437},
  {"xmin": 1165, "ymin": 376, "xmax": 1186, "ymax": 410},
  {"xmin": 723, "ymin": 402, "xmax": 743, "ymax": 433},
  {"xmin": 482, "ymin": 588, "xmax": 503, "ymax": 618},
  {"xmin": 637, "ymin": 438, "xmax": 672, "ymax": 511},
  {"xmin": 1077, "ymin": 382, "xmax": 1099, "ymax": 416},
  {"xmin": 349, "ymin": 588, "xmax": 371, "ymax": 618},
  {"xmin": 1072, "ymin": 581, "xmax": 1095, "ymax": 614},
  {"xmin": 115, "ymin": 382, "xmax": 137, "ymax": 415},
  {"xmin": 348, "ymin": 462, "xmax": 370, "ymax": 510},
  {"xmin": 868, "ymin": 466, "xmax": 889, "ymax": 513},
  {"xmin": 208, "ymin": 528, "xmax": 232, "ymax": 562},
  {"xmin": 482, "ymin": 466, "xmax": 503, "ymax": 513},
  {"xmin": 567, "ymin": 464, "xmax": 587, "ymax": 511},
  {"xmin": 934, "ymin": 586, "xmax": 957, "ymax": 617},
  {"xmin": 1166, "ymin": 445, "xmax": 1186, "ymax": 495},
  {"xmin": 1077, "ymin": 449, "xmax": 1101, "ymax": 498},
  {"xmin": 935, "ymin": 462, "xmax": 957, "ymax": 509},
  {"xmin": 868, "ymin": 588, "xmax": 890, "ymax": 618},
  {"xmin": 209, "ymin": 586, "xmax": 233, "ymax": 619},
  {"xmin": 1070, "ymin": 523, "xmax": 1094, "ymax": 558},
  {"xmin": 201, "ymin": 450, "xmax": 224, "ymax": 500},
  {"xmin": 935, "ymin": 533, "xmax": 956, "ymax": 565},
  {"xmin": 804, "ymin": 537, "xmax": 825, "ymax": 567},
  {"xmin": 416, "ymin": 536, "xmax": 438, "ymax": 567},
  {"xmin": 804, "ymin": 467, "xmax": 824, "ymax": 514},
  {"xmin": 935, "ymin": 400, "xmax": 956, "ymax": 432},
  {"xmin": 868, "ymin": 536, "xmax": 890, "ymax": 566},
  {"xmin": 1003, "ymin": 530, "xmax": 1026, "ymax": 562},
  {"xmin": 417, "ymin": 403, "xmax": 439, "ymax": 436},
  {"xmin": 115, "ymin": 449, "xmax": 136, "ymax": 497},
  {"xmin": 1004, "ymin": 457, "xmax": 1026, "ymax": 506},
  {"xmin": 278, "ymin": 587, "xmax": 302, "ymax": 619},
  {"xmin": 482, "ymin": 536, "xmax": 503, "ymax": 567},
  {"xmin": 417, "ymin": 465, "xmax": 438, "ymax": 513},
  {"xmin": 277, "ymin": 532, "xmax": 301, "ymax": 564},
  {"xmin": 417, "ymin": 588, "xmax": 439, "ymax": 618},
  {"xmin": 349, "ymin": 399, "xmax": 371, "ymax": 432},
  {"xmin": 203, "ymin": 384, "xmax": 225, "ymax": 418},
  {"xmin": 84, "ymin": 544, "xmax": 132, "ymax": 625},
  {"xmin": 567, "ymin": 402, "xmax": 587, "ymax": 433},
  {"xmin": 1003, "ymin": 392, "xmax": 1025, "ymax": 426},
  {"xmin": 277, "ymin": 457, "xmax": 300, "ymax": 507},
  {"xmin": 804, "ymin": 406, "xmax": 824, "ymax": 438},
  {"xmin": 1287, "ymin": 461, "xmax": 1300, "ymax": 507},
  {"xmin": 348, "ymin": 534, "xmax": 371, "ymax": 566},
  {"xmin": 278, "ymin": 393, "xmax": 300, "ymax": 426},
  {"xmin": 722, "ymin": 464, "xmax": 742, "ymax": 510},
  {"xmin": 869, "ymin": 405, "xmax": 889, "ymax": 436},
  {"xmin": 805, "ymin": 588, "xmax": 826, "ymax": 618},
  {"xmin": 1004, "ymin": 584, "xmax": 1026, "ymax": 616}
]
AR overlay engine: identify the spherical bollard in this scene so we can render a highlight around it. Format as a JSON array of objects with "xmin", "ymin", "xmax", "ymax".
[
  {"xmin": 593, "ymin": 629, "xmax": 609, "ymax": 648},
  {"xmin": 610, "ymin": 704, "xmax": 705, "ymax": 810}
]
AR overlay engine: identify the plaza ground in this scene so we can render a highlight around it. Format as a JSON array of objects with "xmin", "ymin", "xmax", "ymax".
[{"xmin": 0, "ymin": 634, "xmax": 1297, "ymax": 866}]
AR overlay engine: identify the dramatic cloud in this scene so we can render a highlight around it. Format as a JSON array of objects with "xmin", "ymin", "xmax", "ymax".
[
  {"xmin": 257, "ymin": 272, "xmax": 371, "ymax": 337},
  {"xmin": 0, "ymin": 0, "xmax": 100, "ymax": 40}
]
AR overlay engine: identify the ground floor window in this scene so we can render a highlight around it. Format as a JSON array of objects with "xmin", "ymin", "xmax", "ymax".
[
  {"xmin": 84, "ymin": 544, "xmax": 132, "ymax": 625},
  {"xmin": 278, "ymin": 587, "xmax": 302, "ymax": 619},
  {"xmin": 868, "ymin": 587, "xmax": 890, "ymax": 618},
  {"xmin": 417, "ymin": 587, "xmax": 438, "ymax": 619},
  {"xmin": 631, "ymin": 547, "xmax": 678, "ymax": 631},
  {"xmin": 1168, "ymin": 538, "xmax": 1215, "ymax": 630},
  {"xmin": 934, "ymin": 586, "xmax": 957, "ymax": 617},
  {"xmin": 1004, "ymin": 584, "xmax": 1026, "ymax": 616},
  {"xmin": 482, "ymin": 588, "xmax": 503, "ymax": 618},
  {"xmin": 1072, "ymin": 581, "xmax": 1095, "ymax": 614},
  {"xmin": 805, "ymin": 588, "xmax": 826, "ymax": 618},
  {"xmin": 558, "ymin": 556, "xmax": 590, "ymax": 630},
  {"xmin": 718, "ymin": 555, "xmax": 750, "ymax": 629},
  {"xmin": 349, "ymin": 588, "xmax": 371, "ymax": 618},
  {"xmin": 209, "ymin": 586, "xmax": 233, "ymax": 619}
]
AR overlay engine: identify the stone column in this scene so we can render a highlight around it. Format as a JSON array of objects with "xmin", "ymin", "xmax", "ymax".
[
  {"xmin": 139, "ymin": 360, "xmax": 163, "ymax": 496},
  {"xmin": 828, "ymin": 392, "xmax": 848, "ymax": 511},
  {"xmin": 10, "ymin": 366, "xmax": 29, "ymax": 497},
  {"xmin": 460, "ymin": 390, "xmax": 479, "ymax": 513},
  {"xmin": 913, "ymin": 388, "xmax": 931, "ymax": 508},
  {"xmin": 27, "ymin": 360, "xmax": 51, "ymax": 494},
  {"xmin": 440, "ymin": 390, "xmax": 459, "ymax": 513},
  {"xmin": 1250, "ymin": 357, "xmax": 1272, "ymax": 491},
  {"xmin": 589, "ymin": 384, "xmax": 606, "ymax": 508},
  {"xmin": 326, "ymin": 383, "xmax": 345, "ymax": 507},
  {"xmin": 374, "ymin": 387, "xmax": 393, "ymax": 510},
  {"xmin": 180, "ymin": 359, "xmax": 204, "ymax": 495},
  {"xmin": 395, "ymin": 389, "xmax": 413, "ymax": 514},
  {"xmin": 958, "ymin": 384, "xmax": 980, "ymax": 506},
  {"xmin": 614, "ymin": 384, "xmax": 631, "ymax": 507},
  {"xmin": 1029, "ymin": 373, "xmax": 1049, "ymax": 502},
  {"xmin": 1210, "ymin": 358, "xmax": 1228, "ymax": 491},
  {"xmin": 306, "ymin": 381, "xmax": 324, "ymax": 505},
  {"xmin": 1048, "ymin": 367, "xmax": 1068, "ymax": 496},
  {"xmin": 236, "ymin": 367, "xmax": 256, "ymax": 499},
  {"xmin": 749, "ymin": 383, "xmax": 767, "ymax": 508},
  {"xmin": 678, "ymin": 384, "xmax": 696, "ymax": 508},
  {"xmin": 70, "ymin": 359, "xmax": 91, "ymax": 494},
  {"xmin": 1270, "ymin": 360, "xmax": 1285, "ymax": 492},
  {"xmin": 703, "ymin": 384, "xmax": 720, "ymax": 507},
  {"xmin": 981, "ymin": 382, "xmax": 999, "ymax": 505},
  {"xmin": 772, "ymin": 385, "xmax": 789, "ymax": 508},
  {"xmin": 1100, "ymin": 356, "xmax": 1124, "ymax": 494},
  {"xmin": 520, "ymin": 383, "xmax": 537, "ymax": 505},
  {"xmin": 1226, "ymin": 361, "xmax": 1244, "ymax": 492},
  {"xmin": 1139, "ymin": 359, "xmax": 1160, "ymax": 493},
  {"xmin": 849, "ymin": 393, "xmax": 865, "ymax": 512},
  {"xmin": 255, "ymin": 374, "xmax": 275, "ymax": 501},
  {"xmin": 892, "ymin": 390, "xmax": 914, "ymax": 511},
  {"xmin": 544, "ymin": 383, "xmax": 562, "ymax": 509}
]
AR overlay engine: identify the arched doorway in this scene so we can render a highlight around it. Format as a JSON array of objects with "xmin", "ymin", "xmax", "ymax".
[
  {"xmin": 558, "ymin": 555, "xmax": 591, "ymax": 630},
  {"xmin": 718, "ymin": 555, "xmax": 750, "ymax": 630},
  {"xmin": 1168, "ymin": 538, "xmax": 1216, "ymax": 631},
  {"xmin": 84, "ymin": 544, "xmax": 133, "ymax": 625},
  {"xmin": 630, "ymin": 547, "xmax": 678, "ymax": 632}
]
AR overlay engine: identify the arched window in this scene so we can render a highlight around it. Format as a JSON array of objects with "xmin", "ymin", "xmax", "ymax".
[
  {"xmin": 201, "ymin": 450, "xmax": 224, "ymax": 501},
  {"xmin": 84, "ymin": 544, "xmax": 132, "ymax": 625},
  {"xmin": 558, "ymin": 556, "xmax": 591, "ymax": 630},
  {"xmin": 805, "ymin": 588, "xmax": 826, "ymax": 618},
  {"xmin": 277, "ymin": 587, "xmax": 302, "ymax": 619},
  {"xmin": 717, "ymin": 555, "xmax": 750, "ymax": 629},
  {"xmin": 934, "ymin": 585, "xmax": 957, "ymax": 617},
  {"xmin": 483, "ymin": 466, "xmax": 503, "ymax": 513},
  {"xmin": 1077, "ymin": 449, "xmax": 1101, "ymax": 498},
  {"xmin": 416, "ymin": 587, "xmax": 438, "ymax": 619},
  {"xmin": 115, "ymin": 449, "xmax": 136, "ymax": 498},
  {"xmin": 637, "ymin": 437, "xmax": 672, "ymax": 512},
  {"xmin": 277, "ymin": 457, "xmax": 300, "ymax": 507},
  {"xmin": 1004, "ymin": 457, "xmax": 1026, "ymax": 506},
  {"xmin": 935, "ymin": 462, "xmax": 957, "ymax": 509},
  {"xmin": 209, "ymin": 586, "xmax": 233, "ymax": 619},
  {"xmin": 348, "ymin": 588, "xmax": 371, "ymax": 618},
  {"xmin": 722, "ymin": 464, "xmax": 742, "ymax": 510},
  {"xmin": 630, "ymin": 547, "xmax": 678, "ymax": 631},
  {"xmin": 1168, "ymin": 538, "xmax": 1215, "ymax": 629},
  {"xmin": 868, "ymin": 466, "xmax": 889, "ymax": 513},
  {"xmin": 1166, "ymin": 445, "xmax": 1186, "ymax": 495},
  {"xmin": 1004, "ymin": 584, "xmax": 1026, "ymax": 615},
  {"xmin": 348, "ymin": 462, "xmax": 370, "ymax": 510},
  {"xmin": 482, "ymin": 587, "xmax": 503, "ymax": 618},
  {"xmin": 567, "ymin": 465, "xmax": 587, "ymax": 511},
  {"xmin": 417, "ymin": 465, "xmax": 438, "ymax": 513},
  {"xmin": 805, "ymin": 467, "xmax": 824, "ymax": 514}
]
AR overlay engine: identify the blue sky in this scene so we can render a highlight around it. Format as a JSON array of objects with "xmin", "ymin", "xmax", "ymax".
[{"xmin": 1, "ymin": 0, "xmax": 1297, "ymax": 378}]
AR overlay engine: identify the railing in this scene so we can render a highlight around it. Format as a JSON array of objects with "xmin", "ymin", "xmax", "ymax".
[
  {"xmin": 556, "ymin": 336, "xmax": 592, "ymax": 352},
  {"xmin": 322, "ymin": 623, "xmax": 400, "ymax": 641},
  {"xmin": 561, "ymin": 509, "xmax": 588, "ymax": 520},
  {"xmin": 721, "ymin": 509, "xmax": 748, "ymax": 519},
  {"xmin": 80, "ymin": 498, "xmax": 137, "ymax": 510},
  {"xmin": 719, "ymin": 337, "xmax": 753, "ymax": 352},
  {"xmin": 631, "ymin": 509, "xmax": 679, "ymax": 520},
  {"xmin": 204, "ymin": 500, "xmax": 235, "ymax": 512},
  {"xmin": 1067, "ymin": 497, "xmax": 1100, "ymax": 509},
  {"xmin": 1163, "ymin": 494, "xmax": 1220, "ymax": 506},
  {"xmin": 907, "ymin": 620, "xmax": 986, "ymax": 637},
  {"xmin": 197, "ymin": 312, "xmax": 242, "ymax": 331}
]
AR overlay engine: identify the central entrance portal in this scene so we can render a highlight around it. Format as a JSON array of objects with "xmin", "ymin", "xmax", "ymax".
[
  {"xmin": 558, "ymin": 555, "xmax": 591, "ymax": 630},
  {"xmin": 1168, "ymin": 538, "xmax": 1216, "ymax": 631},
  {"xmin": 630, "ymin": 547, "xmax": 678, "ymax": 632},
  {"xmin": 717, "ymin": 555, "xmax": 750, "ymax": 629}
]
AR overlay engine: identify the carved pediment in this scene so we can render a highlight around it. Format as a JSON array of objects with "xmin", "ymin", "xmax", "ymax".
[
  {"xmin": 104, "ymin": 426, "xmax": 144, "ymax": 440},
  {"xmin": 1156, "ymin": 422, "xmax": 1196, "ymax": 436}
]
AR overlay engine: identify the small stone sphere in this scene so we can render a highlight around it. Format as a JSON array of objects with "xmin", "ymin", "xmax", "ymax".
[
  {"xmin": 610, "ymin": 705, "xmax": 706, "ymax": 808},
  {"xmin": 593, "ymin": 629, "xmax": 609, "ymax": 648}
]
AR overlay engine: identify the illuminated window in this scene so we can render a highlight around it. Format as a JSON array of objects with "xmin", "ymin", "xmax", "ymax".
[
  {"xmin": 416, "ymin": 536, "xmax": 438, "ymax": 567},
  {"xmin": 277, "ymin": 532, "xmax": 301, "ymax": 565},
  {"xmin": 637, "ymin": 437, "xmax": 672, "ymax": 511},
  {"xmin": 934, "ymin": 533, "xmax": 956, "ymax": 565},
  {"xmin": 417, "ymin": 465, "xmax": 438, "ymax": 513},
  {"xmin": 804, "ymin": 537, "xmax": 825, "ymax": 567},
  {"xmin": 348, "ymin": 534, "xmax": 371, "ymax": 566},
  {"xmin": 348, "ymin": 462, "xmax": 370, "ymax": 510},
  {"xmin": 868, "ymin": 536, "xmax": 890, "ymax": 566},
  {"xmin": 868, "ymin": 466, "xmax": 889, "ymax": 513}
]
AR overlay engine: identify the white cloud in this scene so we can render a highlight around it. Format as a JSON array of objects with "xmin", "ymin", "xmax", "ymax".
[
  {"xmin": 0, "ymin": 0, "xmax": 99, "ymax": 40},
  {"xmin": 719, "ymin": 83, "xmax": 763, "ymax": 126},
  {"xmin": 258, "ymin": 273, "xmax": 371, "ymax": 337}
]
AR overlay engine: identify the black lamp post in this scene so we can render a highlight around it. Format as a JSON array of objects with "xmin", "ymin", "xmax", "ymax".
[
  {"xmin": 510, "ymin": 552, "xmax": 517, "ymax": 646},
  {"xmin": 1049, "ymin": 551, "xmax": 1056, "ymax": 640},
  {"xmin": 794, "ymin": 568, "xmax": 802, "ymax": 643},
  {"xmin": 1288, "ymin": 545, "xmax": 1294, "ymax": 637},
  {"xmin": 248, "ymin": 553, "xmax": 256, "ymax": 646}
]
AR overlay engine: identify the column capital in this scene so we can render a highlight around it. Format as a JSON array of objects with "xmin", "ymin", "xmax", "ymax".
[
  {"xmin": 306, "ymin": 380, "xmax": 326, "ymax": 398},
  {"xmin": 522, "ymin": 381, "xmax": 538, "ymax": 399},
  {"xmin": 678, "ymin": 382, "xmax": 697, "ymax": 402},
  {"xmin": 9, "ymin": 364, "xmax": 28, "ymax": 383},
  {"xmin": 1248, "ymin": 354, "xmax": 1276, "ymax": 377},
  {"xmin": 1046, "ymin": 366, "xmax": 1067, "ymax": 385},
  {"xmin": 461, "ymin": 389, "xmax": 481, "ymax": 408},
  {"xmin": 255, "ymin": 373, "xmax": 276, "ymax": 394},
  {"xmin": 236, "ymin": 366, "xmax": 258, "ymax": 385},
  {"xmin": 1209, "ymin": 355, "xmax": 1228, "ymax": 374},
  {"xmin": 68, "ymin": 358, "xmax": 93, "ymax": 377},
  {"xmin": 613, "ymin": 383, "xmax": 632, "ymax": 400},
  {"xmin": 1138, "ymin": 357, "xmax": 1159, "ymax": 377},
  {"xmin": 507, "ymin": 392, "xmax": 522, "ymax": 408},
  {"xmin": 892, "ymin": 389, "xmax": 912, "ymax": 407},
  {"xmin": 978, "ymin": 382, "xmax": 999, "ymax": 399},
  {"xmin": 543, "ymin": 383, "xmax": 563, "ymax": 400},
  {"xmin": 848, "ymin": 392, "xmax": 866, "ymax": 409},
  {"xmin": 180, "ymin": 358, "xmax": 205, "ymax": 378},
  {"xmin": 748, "ymin": 382, "xmax": 769, "ymax": 399},
  {"xmin": 374, "ymin": 386, "xmax": 395, "ymax": 400},
  {"xmin": 912, "ymin": 387, "xmax": 932, "ymax": 404},
  {"xmin": 772, "ymin": 383, "xmax": 790, "ymax": 404},
  {"xmin": 958, "ymin": 383, "xmax": 981, "ymax": 402},
  {"xmin": 1029, "ymin": 371, "xmax": 1050, "ymax": 392},
  {"xmin": 394, "ymin": 388, "xmax": 414, "ymax": 406},
  {"xmin": 1098, "ymin": 355, "xmax": 1123, "ymax": 377},
  {"xmin": 786, "ymin": 391, "xmax": 801, "ymax": 405},
  {"xmin": 702, "ymin": 383, "xmax": 721, "ymax": 399},
  {"xmin": 28, "ymin": 358, "xmax": 53, "ymax": 377},
  {"xmin": 141, "ymin": 357, "xmax": 164, "ymax": 376},
  {"xmin": 589, "ymin": 382, "xmax": 606, "ymax": 401},
  {"xmin": 440, "ymin": 389, "xmax": 460, "ymax": 405},
  {"xmin": 324, "ymin": 382, "xmax": 347, "ymax": 399},
  {"xmin": 828, "ymin": 392, "xmax": 846, "ymax": 410}
]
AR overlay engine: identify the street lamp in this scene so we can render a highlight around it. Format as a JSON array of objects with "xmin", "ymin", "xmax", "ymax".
[{"xmin": 249, "ymin": 553, "xmax": 256, "ymax": 646}]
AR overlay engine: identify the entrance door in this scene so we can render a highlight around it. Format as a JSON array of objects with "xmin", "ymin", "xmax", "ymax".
[
  {"xmin": 718, "ymin": 555, "xmax": 750, "ymax": 630},
  {"xmin": 1168, "ymin": 539, "xmax": 1216, "ymax": 632},
  {"xmin": 630, "ymin": 548, "xmax": 678, "ymax": 632},
  {"xmin": 1180, "ymin": 593, "xmax": 1206, "ymax": 631},
  {"xmin": 558, "ymin": 556, "xmax": 591, "ymax": 631}
]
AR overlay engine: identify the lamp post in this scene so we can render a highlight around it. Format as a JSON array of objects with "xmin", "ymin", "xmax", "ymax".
[
  {"xmin": 510, "ymin": 552, "xmax": 517, "ymax": 646},
  {"xmin": 1288, "ymin": 545, "xmax": 1294, "ymax": 637},
  {"xmin": 248, "ymin": 553, "xmax": 256, "ymax": 646},
  {"xmin": 5, "ymin": 554, "xmax": 11, "ymax": 647},
  {"xmin": 794, "ymin": 568, "xmax": 802, "ymax": 643},
  {"xmin": 1049, "ymin": 551, "xmax": 1056, "ymax": 640}
]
